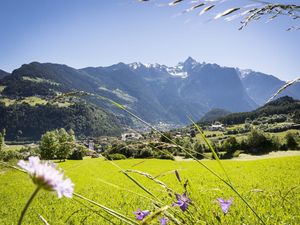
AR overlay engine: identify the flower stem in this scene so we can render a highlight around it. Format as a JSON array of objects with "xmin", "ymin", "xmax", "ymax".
[{"xmin": 18, "ymin": 186, "xmax": 41, "ymax": 225}]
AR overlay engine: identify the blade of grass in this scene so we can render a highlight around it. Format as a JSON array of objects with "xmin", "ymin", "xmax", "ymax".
[
  {"xmin": 107, "ymin": 160, "xmax": 160, "ymax": 201},
  {"xmin": 189, "ymin": 117, "xmax": 231, "ymax": 184},
  {"xmin": 125, "ymin": 169, "xmax": 175, "ymax": 194},
  {"xmin": 267, "ymin": 77, "xmax": 300, "ymax": 103},
  {"xmin": 72, "ymin": 199, "xmax": 118, "ymax": 225},
  {"xmin": 94, "ymin": 176, "xmax": 158, "ymax": 203},
  {"xmin": 37, "ymin": 214, "xmax": 50, "ymax": 225},
  {"xmin": 74, "ymin": 193, "xmax": 138, "ymax": 225}
]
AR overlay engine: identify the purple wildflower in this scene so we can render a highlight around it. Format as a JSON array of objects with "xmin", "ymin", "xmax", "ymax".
[
  {"xmin": 173, "ymin": 192, "xmax": 192, "ymax": 211},
  {"xmin": 133, "ymin": 208, "xmax": 150, "ymax": 220},
  {"xmin": 18, "ymin": 156, "xmax": 74, "ymax": 198},
  {"xmin": 175, "ymin": 170, "xmax": 181, "ymax": 182},
  {"xmin": 217, "ymin": 198, "xmax": 233, "ymax": 214},
  {"xmin": 160, "ymin": 217, "xmax": 167, "ymax": 225}
]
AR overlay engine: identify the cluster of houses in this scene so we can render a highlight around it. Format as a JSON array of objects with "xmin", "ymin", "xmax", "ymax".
[{"xmin": 82, "ymin": 121, "xmax": 225, "ymax": 154}]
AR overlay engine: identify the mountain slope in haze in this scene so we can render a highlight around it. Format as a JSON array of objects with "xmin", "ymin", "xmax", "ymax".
[
  {"xmin": 0, "ymin": 70, "xmax": 9, "ymax": 80},
  {"xmin": 179, "ymin": 63, "xmax": 257, "ymax": 112},
  {"xmin": 200, "ymin": 108, "xmax": 231, "ymax": 122},
  {"xmin": 80, "ymin": 58, "xmax": 257, "ymax": 123},
  {"xmin": 239, "ymin": 70, "xmax": 300, "ymax": 105}
]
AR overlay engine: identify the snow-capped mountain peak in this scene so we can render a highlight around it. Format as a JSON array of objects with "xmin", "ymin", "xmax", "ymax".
[{"xmin": 128, "ymin": 62, "xmax": 145, "ymax": 70}]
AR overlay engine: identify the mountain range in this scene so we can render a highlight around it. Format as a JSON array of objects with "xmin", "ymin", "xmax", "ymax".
[{"xmin": 1, "ymin": 57, "xmax": 299, "ymax": 127}]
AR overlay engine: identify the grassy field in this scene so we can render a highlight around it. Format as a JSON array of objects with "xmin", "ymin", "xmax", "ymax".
[
  {"xmin": 0, "ymin": 85, "xmax": 6, "ymax": 93},
  {"xmin": 2, "ymin": 145, "xmax": 25, "ymax": 151},
  {"xmin": 0, "ymin": 156, "xmax": 300, "ymax": 224},
  {"xmin": 0, "ymin": 96, "xmax": 47, "ymax": 106},
  {"xmin": 0, "ymin": 96, "xmax": 72, "ymax": 107}
]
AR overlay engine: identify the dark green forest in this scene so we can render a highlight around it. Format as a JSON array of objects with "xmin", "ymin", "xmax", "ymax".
[
  {"xmin": 0, "ymin": 102, "xmax": 123, "ymax": 141},
  {"xmin": 201, "ymin": 96, "xmax": 300, "ymax": 125}
]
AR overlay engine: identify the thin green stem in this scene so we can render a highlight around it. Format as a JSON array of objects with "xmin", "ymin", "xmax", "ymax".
[
  {"xmin": 189, "ymin": 118, "xmax": 232, "ymax": 184},
  {"xmin": 73, "ymin": 193, "xmax": 139, "ymax": 225},
  {"xmin": 18, "ymin": 186, "xmax": 41, "ymax": 225}
]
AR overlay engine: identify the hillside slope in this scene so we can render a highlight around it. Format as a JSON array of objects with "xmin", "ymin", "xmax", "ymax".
[
  {"xmin": 0, "ymin": 102, "xmax": 123, "ymax": 141},
  {"xmin": 239, "ymin": 70, "xmax": 300, "ymax": 105},
  {"xmin": 214, "ymin": 96, "xmax": 300, "ymax": 125}
]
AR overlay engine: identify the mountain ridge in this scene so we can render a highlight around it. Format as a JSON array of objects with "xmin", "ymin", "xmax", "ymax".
[{"xmin": 1, "ymin": 58, "xmax": 299, "ymax": 126}]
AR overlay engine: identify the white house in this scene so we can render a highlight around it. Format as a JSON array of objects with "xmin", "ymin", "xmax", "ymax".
[{"xmin": 121, "ymin": 132, "xmax": 142, "ymax": 141}]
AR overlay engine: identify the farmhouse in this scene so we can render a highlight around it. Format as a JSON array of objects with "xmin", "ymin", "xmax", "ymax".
[
  {"xmin": 121, "ymin": 132, "xmax": 143, "ymax": 141},
  {"xmin": 209, "ymin": 121, "xmax": 225, "ymax": 131}
]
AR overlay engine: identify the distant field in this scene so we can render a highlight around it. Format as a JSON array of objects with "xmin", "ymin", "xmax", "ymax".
[
  {"xmin": 0, "ymin": 96, "xmax": 72, "ymax": 107},
  {"xmin": 2, "ymin": 145, "xmax": 24, "ymax": 151},
  {"xmin": 1, "ymin": 156, "xmax": 300, "ymax": 224},
  {"xmin": 0, "ymin": 96, "xmax": 47, "ymax": 106},
  {"xmin": 197, "ymin": 126, "xmax": 300, "ymax": 143},
  {"xmin": 0, "ymin": 85, "xmax": 6, "ymax": 93}
]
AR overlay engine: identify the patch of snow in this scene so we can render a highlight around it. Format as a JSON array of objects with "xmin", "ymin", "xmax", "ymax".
[
  {"xmin": 238, "ymin": 69, "xmax": 253, "ymax": 79},
  {"xmin": 129, "ymin": 61, "xmax": 189, "ymax": 78},
  {"xmin": 166, "ymin": 67, "xmax": 188, "ymax": 78},
  {"xmin": 128, "ymin": 62, "xmax": 144, "ymax": 70}
]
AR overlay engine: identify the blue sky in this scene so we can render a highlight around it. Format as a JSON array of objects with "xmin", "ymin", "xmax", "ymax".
[{"xmin": 0, "ymin": 0, "xmax": 299, "ymax": 80}]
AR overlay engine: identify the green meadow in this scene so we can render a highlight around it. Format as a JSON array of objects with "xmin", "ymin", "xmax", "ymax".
[{"xmin": 1, "ymin": 156, "xmax": 300, "ymax": 224}]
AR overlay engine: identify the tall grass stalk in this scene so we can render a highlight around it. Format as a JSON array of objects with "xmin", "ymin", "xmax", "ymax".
[
  {"xmin": 73, "ymin": 193, "xmax": 139, "ymax": 225},
  {"xmin": 189, "ymin": 118, "xmax": 231, "ymax": 184},
  {"xmin": 108, "ymin": 160, "xmax": 160, "ymax": 201},
  {"xmin": 267, "ymin": 77, "xmax": 300, "ymax": 103},
  {"xmin": 37, "ymin": 214, "xmax": 50, "ymax": 225},
  {"xmin": 52, "ymin": 91, "xmax": 267, "ymax": 224},
  {"xmin": 72, "ymin": 198, "xmax": 119, "ymax": 225},
  {"xmin": 125, "ymin": 169, "xmax": 175, "ymax": 194},
  {"xmin": 18, "ymin": 186, "xmax": 41, "ymax": 225}
]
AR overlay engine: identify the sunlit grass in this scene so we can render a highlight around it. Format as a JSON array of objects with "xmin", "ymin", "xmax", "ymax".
[
  {"xmin": 0, "ymin": 85, "xmax": 6, "ymax": 93},
  {"xmin": 1, "ymin": 156, "xmax": 299, "ymax": 224},
  {"xmin": 0, "ymin": 96, "xmax": 71, "ymax": 107},
  {"xmin": 0, "ymin": 97, "xmax": 47, "ymax": 106},
  {"xmin": 2, "ymin": 145, "xmax": 24, "ymax": 151}
]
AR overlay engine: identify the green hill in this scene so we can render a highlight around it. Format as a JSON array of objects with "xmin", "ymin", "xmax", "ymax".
[
  {"xmin": 0, "ymin": 101, "xmax": 123, "ymax": 141},
  {"xmin": 0, "ymin": 63, "xmax": 128, "ymax": 140},
  {"xmin": 200, "ymin": 108, "xmax": 231, "ymax": 122},
  {"xmin": 209, "ymin": 96, "xmax": 300, "ymax": 125}
]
